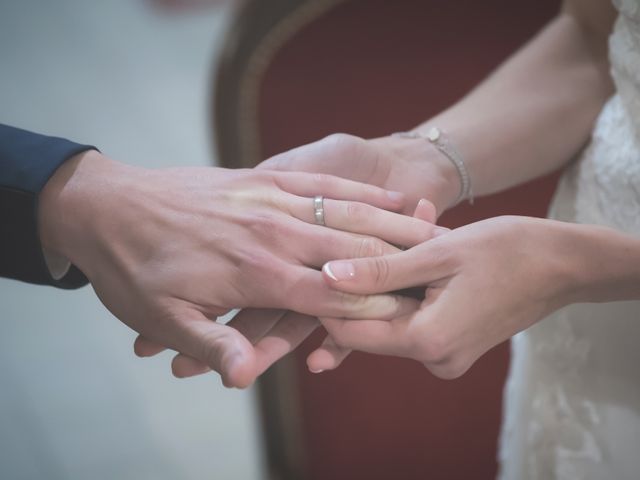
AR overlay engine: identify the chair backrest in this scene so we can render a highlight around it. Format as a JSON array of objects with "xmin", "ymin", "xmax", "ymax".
[
  {"xmin": 213, "ymin": 0, "xmax": 344, "ymax": 168},
  {"xmin": 212, "ymin": 1, "xmax": 560, "ymax": 479}
]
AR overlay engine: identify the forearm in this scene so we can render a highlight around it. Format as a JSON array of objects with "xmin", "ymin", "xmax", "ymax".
[
  {"xmin": 415, "ymin": 8, "xmax": 614, "ymax": 200},
  {"xmin": 565, "ymin": 224, "xmax": 640, "ymax": 305}
]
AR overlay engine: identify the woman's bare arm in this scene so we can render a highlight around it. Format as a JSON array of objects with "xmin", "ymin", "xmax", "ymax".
[
  {"xmin": 262, "ymin": 0, "xmax": 617, "ymax": 214},
  {"xmin": 418, "ymin": 0, "xmax": 616, "ymax": 202}
]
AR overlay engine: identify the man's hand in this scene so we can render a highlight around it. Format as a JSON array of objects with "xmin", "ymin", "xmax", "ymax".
[
  {"xmin": 258, "ymin": 133, "xmax": 460, "ymax": 217},
  {"xmin": 38, "ymin": 150, "xmax": 438, "ymax": 387},
  {"xmin": 134, "ymin": 199, "xmax": 442, "ymax": 380},
  {"xmin": 309, "ymin": 216, "xmax": 583, "ymax": 378}
]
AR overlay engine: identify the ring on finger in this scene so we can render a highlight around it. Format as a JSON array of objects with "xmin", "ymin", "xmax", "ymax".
[{"xmin": 314, "ymin": 195, "xmax": 326, "ymax": 226}]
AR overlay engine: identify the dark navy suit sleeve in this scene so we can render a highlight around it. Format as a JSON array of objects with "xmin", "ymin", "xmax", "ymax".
[{"xmin": 0, "ymin": 124, "xmax": 95, "ymax": 288}]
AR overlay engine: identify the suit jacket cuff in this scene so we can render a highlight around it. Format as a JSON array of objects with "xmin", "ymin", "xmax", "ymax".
[{"xmin": 0, "ymin": 124, "xmax": 95, "ymax": 289}]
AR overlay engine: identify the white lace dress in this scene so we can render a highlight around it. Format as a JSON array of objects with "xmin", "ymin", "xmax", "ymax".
[{"xmin": 497, "ymin": 1, "xmax": 640, "ymax": 478}]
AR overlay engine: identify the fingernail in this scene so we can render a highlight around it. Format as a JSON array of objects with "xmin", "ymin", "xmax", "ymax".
[
  {"xmin": 323, "ymin": 261, "xmax": 355, "ymax": 282},
  {"xmin": 434, "ymin": 227, "xmax": 450, "ymax": 237},
  {"xmin": 310, "ymin": 368, "xmax": 324, "ymax": 374},
  {"xmin": 387, "ymin": 191, "xmax": 404, "ymax": 203}
]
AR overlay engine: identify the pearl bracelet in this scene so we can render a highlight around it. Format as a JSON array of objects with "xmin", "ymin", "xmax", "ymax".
[{"xmin": 392, "ymin": 127, "xmax": 474, "ymax": 205}]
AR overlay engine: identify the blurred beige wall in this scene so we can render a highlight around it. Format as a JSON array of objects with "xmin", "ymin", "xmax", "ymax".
[{"xmin": 0, "ymin": 1, "xmax": 263, "ymax": 478}]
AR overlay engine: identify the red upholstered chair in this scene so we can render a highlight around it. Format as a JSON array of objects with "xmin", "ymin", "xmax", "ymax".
[{"xmin": 212, "ymin": 1, "xmax": 560, "ymax": 479}]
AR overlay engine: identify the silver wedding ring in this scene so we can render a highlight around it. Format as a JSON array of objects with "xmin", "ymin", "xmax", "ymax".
[{"xmin": 314, "ymin": 195, "xmax": 325, "ymax": 226}]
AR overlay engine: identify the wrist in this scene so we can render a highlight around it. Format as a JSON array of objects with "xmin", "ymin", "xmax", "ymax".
[
  {"xmin": 375, "ymin": 135, "xmax": 461, "ymax": 215},
  {"xmin": 528, "ymin": 219, "xmax": 640, "ymax": 310},
  {"xmin": 561, "ymin": 223, "xmax": 640, "ymax": 304},
  {"xmin": 501, "ymin": 218, "xmax": 594, "ymax": 312},
  {"xmin": 419, "ymin": 138, "xmax": 461, "ymax": 212},
  {"xmin": 531, "ymin": 220, "xmax": 588, "ymax": 309},
  {"xmin": 38, "ymin": 150, "xmax": 135, "ymax": 272}
]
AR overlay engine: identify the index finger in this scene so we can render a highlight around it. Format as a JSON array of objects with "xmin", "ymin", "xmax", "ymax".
[{"xmin": 321, "ymin": 241, "xmax": 450, "ymax": 294}]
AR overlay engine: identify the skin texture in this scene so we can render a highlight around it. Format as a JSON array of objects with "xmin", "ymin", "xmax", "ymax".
[
  {"xmin": 38, "ymin": 150, "xmax": 439, "ymax": 387},
  {"xmin": 262, "ymin": 1, "xmax": 615, "ymax": 215},
  {"xmin": 298, "ymin": 0, "xmax": 640, "ymax": 375},
  {"xmin": 260, "ymin": 133, "xmax": 460, "ymax": 216},
  {"xmin": 312, "ymin": 217, "xmax": 640, "ymax": 376},
  {"xmin": 245, "ymin": 0, "xmax": 635, "ymax": 377},
  {"xmin": 136, "ymin": 197, "xmax": 439, "ymax": 380},
  {"xmin": 134, "ymin": 0, "xmax": 633, "ymax": 382}
]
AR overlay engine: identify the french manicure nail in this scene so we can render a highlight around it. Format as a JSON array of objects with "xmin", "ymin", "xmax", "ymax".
[
  {"xmin": 323, "ymin": 261, "xmax": 355, "ymax": 282},
  {"xmin": 310, "ymin": 368, "xmax": 324, "ymax": 374},
  {"xmin": 434, "ymin": 227, "xmax": 450, "ymax": 237}
]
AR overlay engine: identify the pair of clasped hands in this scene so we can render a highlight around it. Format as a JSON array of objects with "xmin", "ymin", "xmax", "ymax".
[{"xmin": 41, "ymin": 133, "xmax": 563, "ymax": 388}]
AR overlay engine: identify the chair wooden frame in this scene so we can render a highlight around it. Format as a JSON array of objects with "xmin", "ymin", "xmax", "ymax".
[
  {"xmin": 212, "ymin": 0, "xmax": 344, "ymax": 168},
  {"xmin": 211, "ymin": 2, "xmax": 348, "ymax": 478}
]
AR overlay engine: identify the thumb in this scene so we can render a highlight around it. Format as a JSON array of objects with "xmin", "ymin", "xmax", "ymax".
[
  {"xmin": 322, "ymin": 242, "xmax": 443, "ymax": 294},
  {"xmin": 169, "ymin": 308, "xmax": 257, "ymax": 388}
]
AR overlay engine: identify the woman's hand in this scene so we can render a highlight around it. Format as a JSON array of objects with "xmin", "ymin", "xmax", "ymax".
[
  {"xmin": 309, "ymin": 216, "xmax": 586, "ymax": 378},
  {"xmin": 259, "ymin": 133, "xmax": 461, "ymax": 217},
  {"xmin": 39, "ymin": 151, "xmax": 439, "ymax": 387}
]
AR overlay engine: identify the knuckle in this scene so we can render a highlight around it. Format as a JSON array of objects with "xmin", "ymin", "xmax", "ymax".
[
  {"xmin": 232, "ymin": 250, "xmax": 287, "ymax": 306},
  {"xmin": 250, "ymin": 213, "xmax": 280, "ymax": 235},
  {"xmin": 155, "ymin": 309, "xmax": 183, "ymax": 336},
  {"xmin": 404, "ymin": 323, "xmax": 427, "ymax": 357},
  {"xmin": 427, "ymin": 359, "xmax": 469, "ymax": 380},
  {"xmin": 259, "ymin": 152, "xmax": 285, "ymax": 170},
  {"xmin": 249, "ymin": 169, "xmax": 271, "ymax": 181},
  {"xmin": 237, "ymin": 248, "xmax": 274, "ymax": 276},
  {"xmin": 320, "ymin": 133, "xmax": 368, "ymax": 160},
  {"xmin": 312, "ymin": 172, "xmax": 332, "ymax": 189},
  {"xmin": 322, "ymin": 132, "xmax": 360, "ymax": 151},
  {"xmin": 423, "ymin": 341, "xmax": 450, "ymax": 366},
  {"xmin": 248, "ymin": 213, "xmax": 297, "ymax": 247},
  {"xmin": 413, "ymin": 328, "xmax": 452, "ymax": 366},
  {"xmin": 345, "ymin": 201, "xmax": 367, "ymax": 222},
  {"xmin": 245, "ymin": 169, "xmax": 277, "ymax": 190},
  {"xmin": 372, "ymin": 256, "xmax": 391, "ymax": 288},
  {"xmin": 356, "ymin": 237, "xmax": 383, "ymax": 258}
]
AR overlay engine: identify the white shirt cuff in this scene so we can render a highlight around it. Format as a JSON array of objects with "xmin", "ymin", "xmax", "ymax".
[{"xmin": 42, "ymin": 248, "xmax": 71, "ymax": 281}]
